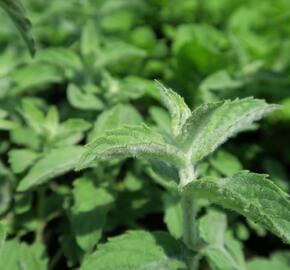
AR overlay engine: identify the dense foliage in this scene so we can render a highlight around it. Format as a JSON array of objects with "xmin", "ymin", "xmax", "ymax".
[{"xmin": 0, "ymin": 0, "xmax": 290, "ymax": 269}]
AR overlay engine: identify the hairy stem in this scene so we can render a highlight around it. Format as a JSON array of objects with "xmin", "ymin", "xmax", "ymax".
[
  {"xmin": 179, "ymin": 161, "xmax": 195, "ymax": 187},
  {"xmin": 179, "ymin": 162, "xmax": 199, "ymax": 270}
]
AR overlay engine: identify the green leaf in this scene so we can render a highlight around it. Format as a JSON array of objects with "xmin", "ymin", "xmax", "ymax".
[
  {"xmin": 11, "ymin": 63, "xmax": 62, "ymax": 95},
  {"xmin": 94, "ymin": 41, "xmax": 146, "ymax": 68},
  {"xmin": 173, "ymin": 24, "xmax": 228, "ymax": 74},
  {"xmin": 0, "ymin": 240, "xmax": 19, "ymax": 270},
  {"xmin": 67, "ymin": 84, "xmax": 104, "ymax": 111},
  {"xmin": 0, "ymin": 240, "xmax": 47, "ymax": 270},
  {"xmin": 199, "ymin": 210, "xmax": 246, "ymax": 270},
  {"xmin": 17, "ymin": 146, "xmax": 84, "ymax": 191},
  {"xmin": 0, "ymin": 119, "xmax": 17, "ymax": 130},
  {"xmin": 10, "ymin": 126, "xmax": 41, "ymax": 150},
  {"xmin": 70, "ymin": 177, "xmax": 114, "ymax": 252},
  {"xmin": 21, "ymin": 99, "xmax": 45, "ymax": 134},
  {"xmin": 263, "ymin": 159, "xmax": 289, "ymax": 192},
  {"xmin": 156, "ymin": 81, "xmax": 191, "ymax": 136},
  {"xmin": 43, "ymin": 106, "xmax": 59, "ymax": 137},
  {"xmin": 149, "ymin": 106, "xmax": 171, "ymax": 132},
  {"xmin": 8, "ymin": 149, "xmax": 39, "ymax": 173},
  {"xmin": 80, "ymin": 231, "xmax": 186, "ymax": 270},
  {"xmin": 247, "ymin": 251, "xmax": 290, "ymax": 270},
  {"xmin": 54, "ymin": 118, "xmax": 91, "ymax": 146},
  {"xmin": 77, "ymin": 124, "xmax": 186, "ymax": 170},
  {"xmin": 0, "ymin": 223, "xmax": 6, "ymax": 254},
  {"xmin": 178, "ymin": 98, "xmax": 278, "ymax": 161},
  {"xmin": 58, "ymin": 119, "xmax": 91, "ymax": 135},
  {"xmin": 184, "ymin": 171, "xmax": 290, "ymax": 244},
  {"xmin": 18, "ymin": 242, "xmax": 47, "ymax": 270},
  {"xmin": 198, "ymin": 70, "xmax": 242, "ymax": 103},
  {"xmin": 88, "ymin": 104, "xmax": 143, "ymax": 142},
  {"xmin": 209, "ymin": 150, "xmax": 242, "ymax": 177},
  {"xmin": 0, "ymin": 0, "xmax": 35, "ymax": 55},
  {"xmin": 36, "ymin": 47, "xmax": 82, "ymax": 71},
  {"xmin": 163, "ymin": 193, "xmax": 183, "ymax": 239},
  {"xmin": 81, "ymin": 20, "xmax": 100, "ymax": 58},
  {"xmin": 0, "ymin": 178, "xmax": 11, "ymax": 216}
]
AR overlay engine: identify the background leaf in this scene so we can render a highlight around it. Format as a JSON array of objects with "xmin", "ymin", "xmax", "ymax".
[
  {"xmin": 17, "ymin": 146, "xmax": 84, "ymax": 191},
  {"xmin": 8, "ymin": 149, "xmax": 39, "ymax": 173},
  {"xmin": 247, "ymin": 251, "xmax": 290, "ymax": 270},
  {"xmin": 199, "ymin": 210, "xmax": 246, "ymax": 270},
  {"xmin": 0, "ymin": 241, "xmax": 47, "ymax": 270},
  {"xmin": 70, "ymin": 177, "xmax": 114, "ymax": 252},
  {"xmin": 0, "ymin": 0, "xmax": 35, "ymax": 55},
  {"xmin": 80, "ymin": 231, "xmax": 186, "ymax": 270},
  {"xmin": 88, "ymin": 104, "xmax": 142, "ymax": 142}
]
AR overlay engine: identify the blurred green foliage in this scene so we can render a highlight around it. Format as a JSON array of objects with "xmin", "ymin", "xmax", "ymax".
[{"xmin": 0, "ymin": 0, "xmax": 290, "ymax": 269}]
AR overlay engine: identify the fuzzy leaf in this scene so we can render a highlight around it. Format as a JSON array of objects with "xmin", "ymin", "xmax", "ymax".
[
  {"xmin": 184, "ymin": 171, "xmax": 290, "ymax": 244},
  {"xmin": 156, "ymin": 81, "xmax": 191, "ymax": 136},
  {"xmin": 80, "ymin": 231, "xmax": 186, "ymax": 270},
  {"xmin": 0, "ymin": 0, "xmax": 35, "ymax": 55},
  {"xmin": 77, "ymin": 124, "xmax": 185, "ymax": 170},
  {"xmin": 179, "ymin": 98, "xmax": 278, "ymax": 161},
  {"xmin": 70, "ymin": 177, "xmax": 114, "ymax": 252},
  {"xmin": 17, "ymin": 146, "xmax": 84, "ymax": 191}
]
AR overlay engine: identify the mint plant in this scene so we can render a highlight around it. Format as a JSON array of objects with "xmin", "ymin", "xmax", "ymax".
[
  {"xmin": 76, "ymin": 82, "xmax": 290, "ymax": 270},
  {"xmin": 1, "ymin": 1, "xmax": 290, "ymax": 269}
]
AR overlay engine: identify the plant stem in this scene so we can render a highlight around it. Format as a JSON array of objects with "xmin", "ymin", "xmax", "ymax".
[
  {"xmin": 36, "ymin": 188, "xmax": 45, "ymax": 243},
  {"xmin": 181, "ymin": 192, "xmax": 198, "ymax": 250},
  {"xmin": 179, "ymin": 162, "xmax": 199, "ymax": 270},
  {"xmin": 179, "ymin": 161, "xmax": 195, "ymax": 187}
]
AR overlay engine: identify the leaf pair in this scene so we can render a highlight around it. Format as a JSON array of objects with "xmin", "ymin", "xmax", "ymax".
[{"xmin": 77, "ymin": 82, "xmax": 278, "ymax": 169}]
